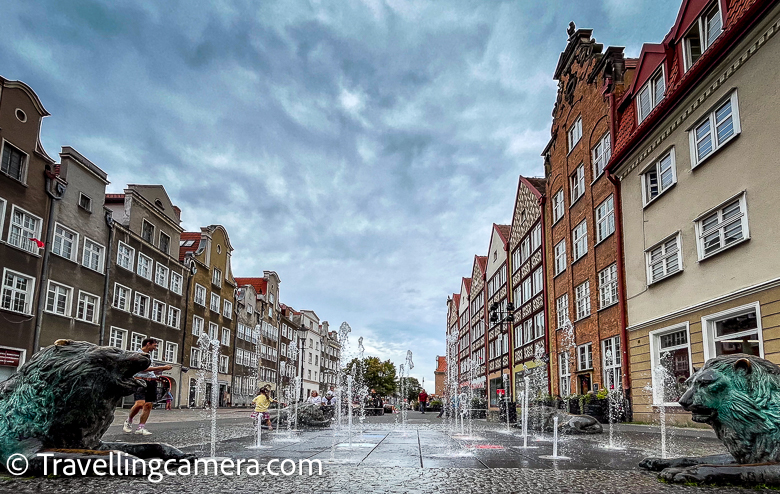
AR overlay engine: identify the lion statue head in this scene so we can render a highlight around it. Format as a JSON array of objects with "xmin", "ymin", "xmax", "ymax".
[
  {"xmin": 679, "ymin": 353, "xmax": 780, "ymax": 464},
  {"xmin": 0, "ymin": 340, "xmax": 150, "ymax": 464}
]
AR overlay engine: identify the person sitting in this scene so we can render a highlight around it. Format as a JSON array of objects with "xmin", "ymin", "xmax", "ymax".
[{"xmin": 306, "ymin": 391, "xmax": 322, "ymax": 405}]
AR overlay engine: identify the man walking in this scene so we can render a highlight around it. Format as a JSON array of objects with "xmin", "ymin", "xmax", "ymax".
[
  {"xmin": 418, "ymin": 389, "xmax": 428, "ymax": 414},
  {"xmin": 123, "ymin": 338, "xmax": 172, "ymax": 435}
]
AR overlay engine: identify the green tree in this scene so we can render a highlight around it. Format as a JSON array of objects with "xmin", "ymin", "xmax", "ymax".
[
  {"xmin": 345, "ymin": 357, "xmax": 397, "ymax": 397},
  {"xmin": 400, "ymin": 377, "xmax": 422, "ymax": 402}
]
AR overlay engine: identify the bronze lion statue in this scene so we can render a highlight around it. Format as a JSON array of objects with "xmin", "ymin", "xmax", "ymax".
[
  {"xmin": 640, "ymin": 353, "xmax": 780, "ymax": 486},
  {"xmin": 0, "ymin": 340, "xmax": 191, "ymax": 475}
]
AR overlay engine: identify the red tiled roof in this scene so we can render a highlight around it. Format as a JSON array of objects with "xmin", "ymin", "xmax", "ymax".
[
  {"xmin": 452, "ymin": 293, "xmax": 460, "ymax": 307},
  {"xmin": 476, "ymin": 256, "xmax": 487, "ymax": 274},
  {"xmin": 234, "ymin": 277, "xmax": 267, "ymax": 295},
  {"xmin": 521, "ymin": 176, "xmax": 546, "ymax": 197},
  {"xmin": 494, "ymin": 224, "xmax": 511, "ymax": 247},
  {"xmin": 435, "ymin": 356, "xmax": 447, "ymax": 373},
  {"xmin": 178, "ymin": 232, "xmax": 201, "ymax": 261},
  {"xmin": 463, "ymin": 277, "xmax": 472, "ymax": 295}
]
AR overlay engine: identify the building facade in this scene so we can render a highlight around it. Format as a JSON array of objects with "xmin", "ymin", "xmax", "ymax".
[
  {"xmin": 468, "ymin": 256, "xmax": 487, "ymax": 397},
  {"xmin": 485, "ymin": 224, "xmax": 511, "ymax": 409},
  {"xmin": 233, "ymin": 282, "xmax": 260, "ymax": 406}
]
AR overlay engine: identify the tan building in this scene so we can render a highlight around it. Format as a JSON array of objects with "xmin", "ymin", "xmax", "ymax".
[
  {"xmin": 608, "ymin": 0, "xmax": 780, "ymax": 423},
  {"xmin": 179, "ymin": 225, "xmax": 237, "ymax": 407},
  {"xmin": 485, "ymin": 224, "xmax": 511, "ymax": 410}
]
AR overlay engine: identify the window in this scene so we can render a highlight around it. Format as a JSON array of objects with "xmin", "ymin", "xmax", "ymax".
[
  {"xmin": 592, "ymin": 132, "xmax": 611, "ymax": 178},
  {"xmin": 109, "ymin": 327, "xmax": 127, "ymax": 349},
  {"xmin": 133, "ymin": 293, "xmax": 150, "ymax": 318},
  {"xmin": 533, "ymin": 311, "xmax": 544, "ymax": 340},
  {"xmin": 568, "ymin": 116, "xmax": 582, "ymax": 152},
  {"xmin": 650, "ymin": 324, "xmax": 692, "ymax": 405},
  {"xmin": 703, "ymin": 303, "xmax": 762, "ymax": 361},
  {"xmin": 155, "ymin": 263, "xmax": 169, "ymax": 288},
  {"xmin": 513, "ymin": 323, "xmax": 523, "ymax": 349},
  {"xmin": 112, "ymin": 283, "xmax": 131, "ymax": 311},
  {"xmin": 522, "ymin": 319, "xmax": 532, "ymax": 345},
  {"xmin": 130, "ymin": 333, "xmax": 146, "ymax": 352},
  {"xmin": 521, "ymin": 237, "xmax": 531, "ymax": 264},
  {"xmin": 690, "ymin": 92, "xmax": 740, "ymax": 167},
  {"xmin": 559, "ymin": 352, "xmax": 571, "ymax": 397},
  {"xmin": 190, "ymin": 348, "xmax": 201, "ymax": 368},
  {"xmin": 208, "ymin": 322, "xmax": 218, "ymax": 340},
  {"xmin": 1, "ymin": 140, "xmax": 27, "ymax": 182},
  {"xmin": 531, "ymin": 224, "xmax": 542, "ymax": 252},
  {"xmin": 683, "ymin": 3, "xmax": 723, "ymax": 71},
  {"xmin": 194, "ymin": 284, "xmax": 206, "ymax": 306},
  {"xmin": 76, "ymin": 291, "xmax": 100, "ymax": 324},
  {"xmin": 46, "ymin": 281, "xmax": 72, "ymax": 316},
  {"xmin": 78, "ymin": 193, "xmax": 92, "ymax": 212},
  {"xmin": 554, "ymin": 240, "xmax": 567, "ymax": 275},
  {"xmin": 642, "ymin": 150, "xmax": 676, "ymax": 205},
  {"xmin": 117, "ymin": 242, "xmax": 135, "ymax": 271},
  {"xmin": 570, "ymin": 165, "xmax": 585, "ymax": 203},
  {"xmin": 210, "ymin": 293, "xmax": 220, "ymax": 312},
  {"xmin": 637, "ymin": 69, "xmax": 665, "ymax": 123},
  {"xmin": 221, "ymin": 328, "xmax": 230, "ymax": 346},
  {"xmin": 53, "ymin": 224, "xmax": 78, "ymax": 261},
  {"xmin": 595, "ymin": 196, "xmax": 615, "ymax": 243},
  {"xmin": 82, "ymin": 238, "xmax": 104, "ymax": 272},
  {"xmin": 572, "ymin": 221, "xmax": 588, "ymax": 261},
  {"xmin": 522, "ymin": 278, "xmax": 532, "ymax": 304},
  {"xmin": 556, "ymin": 294, "xmax": 569, "ymax": 329},
  {"xmin": 141, "ymin": 220, "xmax": 154, "ymax": 243},
  {"xmin": 1, "ymin": 269, "xmax": 35, "ymax": 315},
  {"xmin": 646, "ymin": 234, "xmax": 682, "ymax": 284},
  {"xmin": 602, "ymin": 336, "xmax": 621, "ymax": 391},
  {"xmin": 9, "ymin": 206, "xmax": 42, "ymax": 254},
  {"xmin": 695, "ymin": 194, "xmax": 749, "ymax": 260},
  {"xmin": 159, "ymin": 232, "xmax": 170, "ymax": 255},
  {"xmin": 151, "ymin": 300, "xmax": 166, "ymax": 323},
  {"xmin": 553, "ymin": 189, "xmax": 565, "ymax": 223},
  {"xmin": 598, "ymin": 264, "xmax": 618, "ymax": 309},
  {"xmin": 577, "ymin": 343, "xmax": 593, "ymax": 370},
  {"xmin": 219, "ymin": 356, "xmax": 229, "ymax": 374},
  {"xmin": 165, "ymin": 342, "xmax": 178, "ymax": 363},
  {"xmin": 136, "ymin": 253, "xmax": 152, "ymax": 280},
  {"xmin": 212, "ymin": 268, "xmax": 222, "ymax": 286},
  {"xmin": 511, "ymin": 247, "xmax": 522, "ymax": 274},
  {"xmin": 532, "ymin": 267, "xmax": 543, "ymax": 296},
  {"xmin": 221, "ymin": 300, "xmax": 233, "ymax": 319},
  {"xmin": 170, "ymin": 272, "xmax": 183, "ymax": 295},
  {"xmin": 192, "ymin": 315, "xmax": 204, "ymax": 336},
  {"xmin": 575, "ymin": 281, "xmax": 591, "ymax": 320}
]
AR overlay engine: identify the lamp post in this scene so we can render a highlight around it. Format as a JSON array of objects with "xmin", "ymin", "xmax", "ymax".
[
  {"xmin": 297, "ymin": 324, "xmax": 308, "ymax": 401},
  {"xmin": 489, "ymin": 301, "xmax": 514, "ymax": 403}
]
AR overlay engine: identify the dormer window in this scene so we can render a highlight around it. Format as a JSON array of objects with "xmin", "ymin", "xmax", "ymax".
[
  {"xmin": 637, "ymin": 68, "xmax": 665, "ymax": 123},
  {"xmin": 683, "ymin": 3, "xmax": 723, "ymax": 71}
]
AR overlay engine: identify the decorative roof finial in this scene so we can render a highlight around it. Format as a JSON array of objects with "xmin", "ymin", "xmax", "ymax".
[{"xmin": 567, "ymin": 21, "xmax": 576, "ymax": 37}]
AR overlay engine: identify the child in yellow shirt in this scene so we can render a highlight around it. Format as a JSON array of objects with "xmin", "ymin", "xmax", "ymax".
[{"xmin": 251, "ymin": 387, "xmax": 275, "ymax": 430}]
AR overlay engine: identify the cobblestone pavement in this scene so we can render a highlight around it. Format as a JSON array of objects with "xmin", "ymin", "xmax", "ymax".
[{"xmin": 0, "ymin": 410, "xmax": 754, "ymax": 493}]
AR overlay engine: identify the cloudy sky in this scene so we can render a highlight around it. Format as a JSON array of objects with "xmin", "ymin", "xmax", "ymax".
[{"xmin": 3, "ymin": 0, "xmax": 681, "ymax": 386}]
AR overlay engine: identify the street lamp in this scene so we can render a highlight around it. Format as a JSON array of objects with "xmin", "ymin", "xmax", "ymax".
[
  {"xmin": 489, "ymin": 301, "xmax": 514, "ymax": 403},
  {"xmin": 296, "ymin": 324, "xmax": 308, "ymax": 401}
]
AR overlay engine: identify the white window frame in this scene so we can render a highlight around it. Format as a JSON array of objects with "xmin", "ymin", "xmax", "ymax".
[
  {"xmin": 116, "ymin": 241, "xmax": 135, "ymax": 271},
  {"xmin": 567, "ymin": 116, "xmax": 582, "ymax": 152},
  {"xmin": 170, "ymin": 271, "xmax": 183, "ymax": 295},
  {"xmin": 701, "ymin": 302, "xmax": 764, "ymax": 362},
  {"xmin": 595, "ymin": 195, "xmax": 615, "ymax": 244},
  {"xmin": 208, "ymin": 322, "xmax": 218, "ymax": 340},
  {"xmin": 592, "ymin": 132, "xmax": 611, "ymax": 179},
  {"xmin": 210, "ymin": 293, "xmax": 220, "ymax": 312},
  {"xmin": 552, "ymin": 189, "xmax": 564, "ymax": 224},
  {"xmin": 8, "ymin": 205, "xmax": 42, "ymax": 255},
  {"xmin": 45, "ymin": 280, "xmax": 72, "ymax": 317},
  {"xmin": 1, "ymin": 139, "xmax": 29, "ymax": 184},
  {"xmin": 165, "ymin": 342, "xmax": 178, "ymax": 363},
  {"xmin": 533, "ymin": 311, "xmax": 544, "ymax": 340},
  {"xmin": 694, "ymin": 192, "xmax": 749, "ymax": 261},
  {"xmin": 0, "ymin": 197, "xmax": 6, "ymax": 242},
  {"xmin": 598, "ymin": 264, "xmax": 618, "ymax": 309},
  {"xmin": 151, "ymin": 299, "xmax": 166, "ymax": 323},
  {"xmin": 158, "ymin": 231, "xmax": 171, "ymax": 255},
  {"xmin": 109, "ymin": 327, "xmax": 128, "ymax": 349},
  {"xmin": 646, "ymin": 233, "xmax": 683, "ymax": 285},
  {"xmin": 212, "ymin": 268, "xmax": 222, "ymax": 286},
  {"xmin": 559, "ymin": 351, "xmax": 571, "ymax": 397},
  {"xmin": 154, "ymin": 263, "xmax": 169, "ymax": 288},
  {"xmin": 637, "ymin": 67, "xmax": 665, "ymax": 123},
  {"xmin": 223, "ymin": 300, "xmax": 233, "ymax": 319},
  {"xmin": 141, "ymin": 220, "xmax": 155, "ymax": 244},
  {"xmin": 689, "ymin": 91, "xmax": 740, "ymax": 168},
  {"xmin": 554, "ymin": 239, "xmax": 567, "ymax": 276},
  {"xmin": 572, "ymin": 220, "xmax": 588, "ymax": 261},
  {"xmin": 570, "ymin": 164, "xmax": 585, "ymax": 204},
  {"xmin": 78, "ymin": 192, "xmax": 92, "ymax": 213},
  {"xmin": 133, "ymin": 292, "xmax": 150, "ymax": 318},
  {"xmin": 574, "ymin": 280, "xmax": 591, "ymax": 320},
  {"xmin": 556, "ymin": 294, "xmax": 569, "ymax": 330},
  {"xmin": 190, "ymin": 348, "xmax": 201, "ymax": 368},
  {"xmin": 649, "ymin": 322, "xmax": 692, "ymax": 406},
  {"xmin": 112, "ymin": 283, "xmax": 131, "ymax": 312},
  {"xmin": 602, "ymin": 336, "xmax": 622, "ymax": 391},
  {"xmin": 52, "ymin": 223, "xmax": 79, "ymax": 262},
  {"xmin": 82, "ymin": 237, "xmax": 105, "ymax": 273},
  {"xmin": 219, "ymin": 355, "xmax": 229, "ymax": 374},
  {"xmin": 192, "ymin": 315, "xmax": 204, "ymax": 336},
  {"xmin": 130, "ymin": 332, "xmax": 146, "ymax": 352},
  {"xmin": 577, "ymin": 342, "xmax": 593, "ymax": 371},
  {"xmin": 76, "ymin": 290, "xmax": 100, "ymax": 324},
  {"xmin": 137, "ymin": 253, "xmax": 153, "ymax": 280},
  {"xmin": 683, "ymin": 2, "xmax": 723, "ymax": 71},
  {"xmin": 221, "ymin": 328, "xmax": 230, "ymax": 346},
  {"xmin": 1, "ymin": 268, "xmax": 35, "ymax": 315},
  {"xmin": 641, "ymin": 148, "xmax": 677, "ymax": 207},
  {"xmin": 194, "ymin": 284, "xmax": 206, "ymax": 306}
]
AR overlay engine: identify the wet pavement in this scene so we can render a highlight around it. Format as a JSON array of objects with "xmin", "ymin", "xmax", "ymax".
[{"xmin": 0, "ymin": 409, "xmax": 755, "ymax": 493}]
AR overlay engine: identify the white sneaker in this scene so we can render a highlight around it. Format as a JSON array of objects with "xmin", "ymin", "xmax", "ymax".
[
  {"xmin": 134, "ymin": 428, "xmax": 152, "ymax": 435},
  {"xmin": 123, "ymin": 420, "xmax": 133, "ymax": 433}
]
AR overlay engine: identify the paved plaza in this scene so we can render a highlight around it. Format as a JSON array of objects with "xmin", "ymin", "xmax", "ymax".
[{"xmin": 0, "ymin": 409, "xmax": 758, "ymax": 493}]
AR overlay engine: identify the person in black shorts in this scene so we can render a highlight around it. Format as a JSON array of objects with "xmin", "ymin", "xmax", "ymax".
[{"xmin": 123, "ymin": 338, "xmax": 172, "ymax": 435}]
